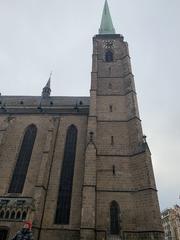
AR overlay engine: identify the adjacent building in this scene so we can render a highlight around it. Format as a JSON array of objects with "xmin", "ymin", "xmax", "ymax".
[
  {"xmin": 162, "ymin": 205, "xmax": 180, "ymax": 240},
  {"xmin": 0, "ymin": 1, "xmax": 163, "ymax": 239}
]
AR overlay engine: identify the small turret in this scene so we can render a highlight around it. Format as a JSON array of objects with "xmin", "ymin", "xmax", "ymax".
[{"xmin": 42, "ymin": 73, "xmax": 52, "ymax": 98}]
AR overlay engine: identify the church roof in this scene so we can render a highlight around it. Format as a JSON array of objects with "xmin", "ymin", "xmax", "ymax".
[
  {"xmin": 0, "ymin": 95, "xmax": 89, "ymax": 105},
  {"xmin": 0, "ymin": 96, "xmax": 90, "ymax": 115},
  {"xmin": 99, "ymin": 0, "xmax": 116, "ymax": 35}
]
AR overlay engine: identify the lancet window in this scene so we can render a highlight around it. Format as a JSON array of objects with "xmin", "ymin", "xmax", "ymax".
[
  {"xmin": 55, "ymin": 125, "xmax": 78, "ymax": 224},
  {"xmin": 110, "ymin": 201, "xmax": 120, "ymax": 234},
  {"xmin": 8, "ymin": 124, "xmax": 37, "ymax": 193}
]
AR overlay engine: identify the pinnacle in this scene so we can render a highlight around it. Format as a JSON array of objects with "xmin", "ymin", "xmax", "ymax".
[{"xmin": 42, "ymin": 73, "xmax": 52, "ymax": 98}]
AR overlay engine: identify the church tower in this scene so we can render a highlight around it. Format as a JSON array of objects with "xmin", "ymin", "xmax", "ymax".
[
  {"xmin": 80, "ymin": 1, "xmax": 163, "ymax": 239},
  {"xmin": 0, "ymin": 1, "xmax": 164, "ymax": 240}
]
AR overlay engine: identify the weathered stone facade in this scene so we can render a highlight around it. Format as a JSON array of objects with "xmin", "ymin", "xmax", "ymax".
[
  {"xmin": 161, "ymin": 205, "xmax": 180, "ymax": 240},
  {"xmin": 0, "ymin": 5, "xmax": 163, "ymax": 240}
]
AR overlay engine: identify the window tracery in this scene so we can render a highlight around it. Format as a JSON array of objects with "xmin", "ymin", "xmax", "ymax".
[{"xmin": 0, "ymin": 197, "xmax": 34, "ymax": 221}]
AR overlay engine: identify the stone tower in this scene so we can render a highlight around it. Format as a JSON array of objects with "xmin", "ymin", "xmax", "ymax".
[
  {"xmin": 0, "ymin": 1, "xmax": 163, "ymax": 240},
  {"xmin": 80, "ymin": 1, "xmax": 163, "ymax": 239}
]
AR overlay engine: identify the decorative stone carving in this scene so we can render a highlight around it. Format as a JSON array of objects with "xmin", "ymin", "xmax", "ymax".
[{"xmin": 0, "ymin": 197, "xmax": 35, "ymax": 222}]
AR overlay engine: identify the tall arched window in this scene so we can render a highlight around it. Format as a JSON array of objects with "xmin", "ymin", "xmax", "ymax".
[
  {"xmin": 0, "ymin": 210, "xmax": 5, "ymax": 219},
  {"xmin": 16, "ymin": 211, "xmax": 21, "ymax": 220},
  {"xmin": 105, "ymin": 51, "xmax": 113, "ymax": 62},
  {"xmin": 55, "ymin": 125, "xmax": 78, "ymax": 224},
  {"xmin": 22, "ymin": 211, "xmax": 27, "ymax": 220},
  {"xmin": 10, "ymin": 211, "xmax": 15, "ymax": 220},
  {"xmin": 110, "ymin": 201, "xmax": 120, "ymax": 234},
  {"xmin": 5, "ymin": 211, "xmax": 10, "ymax": 219},
  {"xmin": 8, "ymin": 124, "xmax": 37, "ymax": 193}
]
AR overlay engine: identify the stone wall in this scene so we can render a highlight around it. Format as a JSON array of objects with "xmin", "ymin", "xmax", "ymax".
[{"xmin": 0, "ymin": 114, "xmax": 88, "ymax": 239}]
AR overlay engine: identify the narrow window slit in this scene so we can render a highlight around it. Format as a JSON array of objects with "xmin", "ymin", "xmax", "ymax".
[
  {"xmin": 108, "ymin": 83, "xmax": 112, "ymax": 89},
  {"xmin": 111, "ymin": 136, "xmax": 114, "ymax": 145},
  {"xmin": 109, "ymin": 105, "xmax": 113, "ymax": 112},
  {"xmin": 113, "ymin": 165, "xmax": 116, "ymax": 175}
]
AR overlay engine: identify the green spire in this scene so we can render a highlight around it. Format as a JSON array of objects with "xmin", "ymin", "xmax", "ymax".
[{"xmin": 99, "ymin": 0, "xmax": 116, "ymax": 35}]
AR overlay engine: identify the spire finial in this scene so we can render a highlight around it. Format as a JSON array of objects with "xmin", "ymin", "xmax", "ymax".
[
  {"xmin": 49, "ymin": 71, "xmax": 52, "ymax": 80},
  {"xmin": 99, "ymin": 0, "xmax": 116, "ymax": 35},
  {"xmin": 46, "ymin": 71, "xmax": 52, "ymax": 88},
  {"xmin": 42, "ymin": 72, "xmax": 52, "ymax": 98}
]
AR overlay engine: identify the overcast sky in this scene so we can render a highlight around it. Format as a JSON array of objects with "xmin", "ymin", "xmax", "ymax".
[{"xmin": 0, "ymin": 0, "xmax": 180, "ymax": 211}]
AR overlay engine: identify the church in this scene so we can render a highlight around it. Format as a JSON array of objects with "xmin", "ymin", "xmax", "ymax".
[{"xmin": 0, "ymin": 1, "xmax": 163, "ymax": 239}]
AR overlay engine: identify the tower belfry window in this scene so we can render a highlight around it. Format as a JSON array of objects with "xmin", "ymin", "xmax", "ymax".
[{"xmin": 105, "ymin": 51, "xmax": 113, "ymax": 62}]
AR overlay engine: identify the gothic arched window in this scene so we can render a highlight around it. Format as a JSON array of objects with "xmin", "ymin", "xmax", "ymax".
[
  {"xmin": 5, "ymin": 211, "xmax": 10, "ymax": 219},
  {"xmin": 0, "ymin": 210, "xmax": 5, "ymax": 219},
  {"xmin": 55, "ymin": 125, "xmax": 78, "ymax": 224},
  {"xmin": 105, "ymin": 51, "xmax": 113, "ymax": 62},
  {"xmin": 22, "ymin": 211, "xmax": 27, "ymax": 220},
  {"xmin": 8, "ymin": 124, "xmax": 37, "ymax": 193},
  {"xmin": 10, "ymin": 211, "xmax": 15, "ymax": 220},
  {"xmin": 110, "ymin": 201, "xmax": 120, "ymax": 234},
  {"xmin": 16, "ymin": 211, "xmax": 21, "ymax": 220}
]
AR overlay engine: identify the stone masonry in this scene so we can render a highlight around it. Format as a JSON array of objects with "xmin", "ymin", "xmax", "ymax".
[{"xmin": 0, "ymin": 1, "xmax": 163, "ymax": 239}]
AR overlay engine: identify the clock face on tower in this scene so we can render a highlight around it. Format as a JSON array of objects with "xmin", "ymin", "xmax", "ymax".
[{"xmin": 103, "ymin": 40, "xmax": 114, "ymax": 49}]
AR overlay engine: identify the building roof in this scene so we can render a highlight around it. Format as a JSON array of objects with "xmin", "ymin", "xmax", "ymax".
[{"xmin": 0, "ymin": 96, "xmax": 90, "ymax": 115}]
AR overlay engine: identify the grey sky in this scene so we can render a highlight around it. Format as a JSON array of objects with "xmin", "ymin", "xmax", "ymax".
[{"xmin": 0, "ymin": 0, "xmax": 180, "ymax": 210}]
